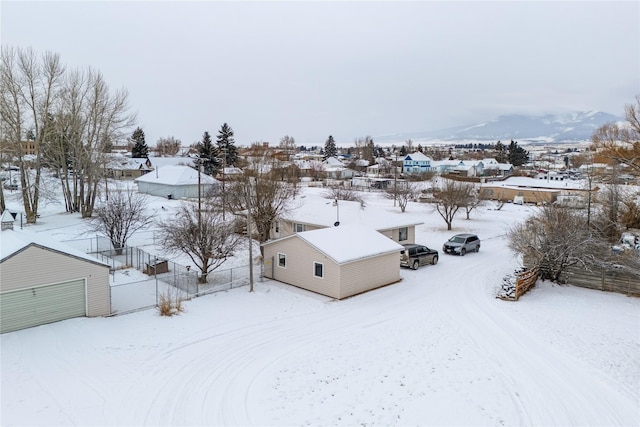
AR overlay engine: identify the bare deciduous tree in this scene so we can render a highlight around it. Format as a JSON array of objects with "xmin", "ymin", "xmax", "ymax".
[
  {"xmin": 158, "ymin": 203, "xmax": 241, "ymax": 283},
  {"xmin": 463, "ymin": 184, "xmax": 482, "ymax": 220},
  {"xmin": 591, "ymin": 95, "xmax": 640, "ymax": 173},
  {"xmin": 155, "ymin": 136, "xmax": 181, "ymax": 156},
  {"xmin": 0, "ymin": 46, "xmax": 64, "ymax": 223},
  {"xmin": 223, "ymin": 148, "xmax": 300, "ymax": 248},
  {"xmin": 508, "ymin": 205, "xmax": 597, "ymax": 282},
  {"xmin": 432, "ymin": 179, "xmax": 475, "ymax": 230},
  {"xmin": 323, "ymin": 186, "xmax": 364, "ymax": 205},
  {"xmin": 620, "ymin": 196, "xmax": 640, "ymax": 229},
  {"xmin": 508, "ymin": 204, "xmax": 640, "ymax": 282},
  {"xmin": 90, "ymin": 187, "xmax": 152, "ymax": 255},
  {"xmin": 384, "ymin": 181, "xmax": 418, "ymax": 212},
  {"xmin": 278, "ymin": 135, "xmax": 296, "ymax": 161}
]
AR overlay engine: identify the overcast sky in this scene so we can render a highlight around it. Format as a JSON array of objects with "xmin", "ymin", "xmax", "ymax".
[{"xmin": 2, "ymin": 1, "xmax": 639, "ymax": 147}]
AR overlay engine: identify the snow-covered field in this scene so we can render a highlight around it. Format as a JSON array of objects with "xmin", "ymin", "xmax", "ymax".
[{"xmin": 1, "ymin": 185, "xmax": 639, "ymax": 426}]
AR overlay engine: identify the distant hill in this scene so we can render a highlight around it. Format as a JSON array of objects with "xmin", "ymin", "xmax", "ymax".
[{"xmin": 376, "ymin": 111, "xmax": 623, "ymax": 144}]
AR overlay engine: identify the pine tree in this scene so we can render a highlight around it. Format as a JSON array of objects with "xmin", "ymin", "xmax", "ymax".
[
  {"xmin": 324, "ymin": 135, "xmax": 337, "ymax": 160},
  {"xmin": 216, "ymin": 123, "xmax": 238, "ymax": 167},
  {"xmin": 494, "ymin": 140, "xmax": 508, "ymax": 163},
  {"xmin": 195, "ymin": 131, "xmax": 219, "ymax": 175},
  {"xmin": 508, "ymin": 140, "xmax": 529, "ymax": 167},
  {"xmin": 131, "ymin": 127, "xmax": 148, "ymax": 158}
]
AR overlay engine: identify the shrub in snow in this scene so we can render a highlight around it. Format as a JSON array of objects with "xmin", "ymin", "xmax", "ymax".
[{"xmin": 157, "ymin": 291, "xmax": 184, "ymax": 317}]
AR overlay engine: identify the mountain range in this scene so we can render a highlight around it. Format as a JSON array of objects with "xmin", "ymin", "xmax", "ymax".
[{"xmin": 377, "ymin": 111, "xmax": 623, "ymax": 144}]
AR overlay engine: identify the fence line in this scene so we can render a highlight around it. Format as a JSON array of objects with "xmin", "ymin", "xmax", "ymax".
[{"xmin": 62, "ymin": 236, "xmax": 262, "ymax": 314}]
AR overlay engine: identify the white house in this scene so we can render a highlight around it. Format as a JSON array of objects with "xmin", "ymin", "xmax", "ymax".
[
  {"xmin": 403, "ymin": 152, "xmax": 435, "ymax": 174},
  {"xmin": 134, "ymin": 165, "xmax": 219, "ymax": 199}
]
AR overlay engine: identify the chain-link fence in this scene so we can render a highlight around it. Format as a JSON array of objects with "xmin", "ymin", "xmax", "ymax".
[{"xmin": 62, "ymin": 237, "xmax": 262, "ymax": 315}]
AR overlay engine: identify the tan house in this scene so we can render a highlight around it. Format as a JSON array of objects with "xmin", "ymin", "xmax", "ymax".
[
  {"xmin": 480, "ymin": 185, "xmax": 560, "ymax": 204},
  {"xmin": 262, "ymin": 224, "xmax": 403, "ymax": 299},
  {"xmin": 479, "ymin": 176, "xmax": 591, "ymax": 205},
  {"xmin": 0, "ymin": 212, "xmax": 111, "ymax": 333},
  {"xmin": 273, "ymin": 197, "xmax": 422, "ymax": 244}
]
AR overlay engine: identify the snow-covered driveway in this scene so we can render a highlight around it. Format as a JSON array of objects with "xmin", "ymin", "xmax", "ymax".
[{"xmin": 3, "ymin": 232, "xmax": 638, "ymax": 426}]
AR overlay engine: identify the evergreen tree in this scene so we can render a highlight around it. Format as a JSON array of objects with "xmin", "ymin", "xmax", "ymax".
[
  {"xmin": 131, "ymin": 127, "xmax": 148, "ymax": 158},
  {"xmin": 216, "ymin": 123, "xmax": 238, "ymax": 167},
  {"xmin": 195, "ymin": 131, "xmax": 219, "ymax": 175},
  {"xmin": 508, "ymin": 140, "xmax": 529, "ymax": 167},
  {"xmin": 324, "ymin": 135, "xmax": 337, "ymax": 160},
  {"xmin": 494, "ymin": 140, "xmax": 508, "ymax": 163}
]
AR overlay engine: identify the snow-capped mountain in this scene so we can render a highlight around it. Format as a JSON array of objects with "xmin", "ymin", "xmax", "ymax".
[{"xmin": 378, "ymin": 111, "xmax": 623, "ymax": 144}]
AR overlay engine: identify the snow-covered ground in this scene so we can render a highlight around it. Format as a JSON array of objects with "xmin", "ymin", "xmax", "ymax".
[{"xmin": 1, "ymin": 185, "xmax": 639, "ymax": 426}]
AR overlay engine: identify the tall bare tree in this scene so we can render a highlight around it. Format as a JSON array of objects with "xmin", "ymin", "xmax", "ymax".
[
  {"xmin": 0, "ymin": 46, "xmax": 64, "ymax": 223},
  {"xmin": 90, "ymin": 187, "xmax": 152, "ymax": 255},
  {"xmin": 223, "ymin": 144, "xmax": 300, "ymax": 247},
  {"xmin": 432, "ymin": 178, "xmax": 475, "ymax": 230},
  {"xmin": 155, "ymin": 136, "xmax": 181, "ymax": 156},
  {"xmin": 158, "ymin": 203, "xmax": 241, "ymax": 284},
  {"xmin": 384, "ymin": 181, "xmax": 418, "ymax": 212},
  {"xmin": 591, "ymin": 95, "xmax": 640, "ymax": 173},
  {"xmin": 278, "ymin": 135, "xmax": 296, "ymax": 161},
  {"xmin": 46, "ymin": 67, "xmax": 136, "ymax": 216}
]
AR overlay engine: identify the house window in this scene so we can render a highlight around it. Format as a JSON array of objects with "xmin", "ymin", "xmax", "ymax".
[
  {"xmin": 274, "ymin": 221, "xmax": 280, "ymax": 233},
  {"xmin": 314, "ymin": 262, "xmax": 324, "ymax": 278},
  {"xmin": 399, "ymin": 227, "xmax": 408, "ymax": 242},
  {"xmin": 295, "ymin": 223, "xmax": 306, "ymax": 232},
  {"xmin": 278, "ymin": 253, "xmax": 286, "ymax": 268}
]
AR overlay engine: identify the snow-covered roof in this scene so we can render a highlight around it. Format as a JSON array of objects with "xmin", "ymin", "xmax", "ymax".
[
  {"xmin": 105, "ymin": 154, "xmax": 153, "ymax": 170},
  {"xmin": 0, "ymin": 227, "xmax": 109, "ymax": 266},
  {"xmin": 296, "ymin": 224, "xmax": 403, "ymax": 264},
  {"xmin": 323, "ymin": 157, "xmax": 344, "ymax": 166},
  {"xmin": 134, "ymin": 165, "xmax": 218, "ymax": 186},
  {"xmin": 281, "ymin": 196, "xmax": 422, "ymax": 230},
  {"xmin": 482, "ymin": 158, "xmax": 499, "ymax": 165},
  {"xmin": 487, "ymin": 176, "xmax": 587, "ymax": 190},
  {"xmin": 405, "ymin": 152, "xmax": 432, "ymax": 161}
]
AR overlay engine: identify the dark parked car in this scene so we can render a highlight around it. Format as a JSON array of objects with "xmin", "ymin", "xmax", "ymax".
[
  {"xmin": 443, "ymin": 233, "xmax": 480, "ymax": 256},
  {"xmin": 400, "ymin": 244, "xmax": 439, "ymax": 270}
]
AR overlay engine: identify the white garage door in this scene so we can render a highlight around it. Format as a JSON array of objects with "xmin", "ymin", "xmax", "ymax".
[{"xmin": 0, "ymin": 279, "xmax": 86, "ymax": 333}]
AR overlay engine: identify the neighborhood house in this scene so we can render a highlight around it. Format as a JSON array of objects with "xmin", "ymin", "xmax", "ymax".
[{"xmin": 262, "ymin": 224, "xmax": 404, "ymax": 299}]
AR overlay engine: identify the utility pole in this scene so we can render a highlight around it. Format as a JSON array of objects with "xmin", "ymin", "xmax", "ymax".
[
  {"xmin": 222, "ymin": 147, "xmax": 226, "ymax": 220},
  {"xmin": 247, "ymin": 179, "xmax": 254, "ymax": 292},
  {"xmin": 197, "ymin": 158, "xmax": 202, "ymax": 226},
  {"xmin": 394, "ymin": 150, "xmax": 398, "ymax": 207}
]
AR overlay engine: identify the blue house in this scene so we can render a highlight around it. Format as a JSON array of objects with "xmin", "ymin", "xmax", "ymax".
[{"xmin": 402, "ymin": 152, "xmax": 435, "ymax": 174}]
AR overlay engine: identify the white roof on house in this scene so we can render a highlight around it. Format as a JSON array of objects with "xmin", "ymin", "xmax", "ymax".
[
  {"xmin": 432, "ymin": 160, "xmax": 460, "ymax": 168},
  {"xmin": 297, "ymin": 224, "xmax": 403, "ymax": 264},
  {"xmin": 1, "ymin": 227, "xmax": 108, "ymax": 266},
  {"xmin": 486, "ymin": 176, "xmax": 587, "ymax": 190},
  {"xmin": 323, "ymin": 157, "xmax": 344, "ymax": 166},
  {"xmin": 134, "ymin": 165, "xmax": 218, "ymax": 186},
  {"xmin": 405, "ymin": 152, "xmax": 432, "ymax": 161},
  {"xmin": 105, "ymin": 154, "xmax": 153, "ymax": 170},
  {"xmin": 282, "ymin": 196, "xmax": 422, "ymax": 230}
]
